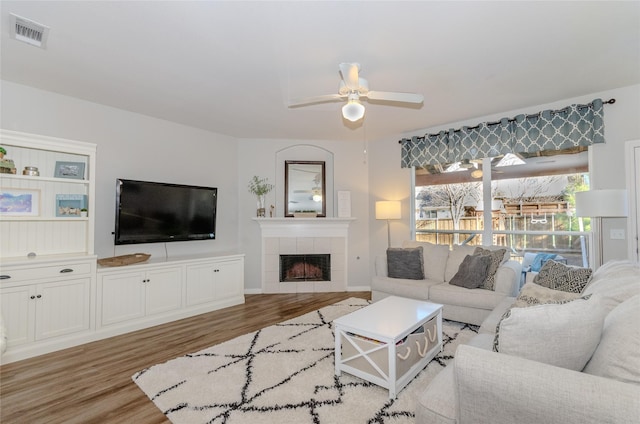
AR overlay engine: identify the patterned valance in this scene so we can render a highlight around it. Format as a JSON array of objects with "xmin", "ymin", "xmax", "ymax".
[{"xmin": 400, "ymin": 98, "xmax": 606, "ymax": 168}]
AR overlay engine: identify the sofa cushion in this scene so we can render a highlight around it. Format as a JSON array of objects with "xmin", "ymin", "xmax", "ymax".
[
  {"xmin": 532, "ymin": 260, "xmax": 592, "ymax": 293},
  {"xmin": 429, "ymin": 283, "xmax": 507, "ymax": 311},
  {"xmin": 370, "ymin": 276, "xmax": 435, "ymax": 301},
  {"xmin": 443, "ymin": 244, "xmax": 477, "ymax": 282},
  {"xmin": 530, "ymin": 252, "xmax": 557, "ymax": 272},
  {"xmin": 386, "ymin": 247, "xmax": 424, "ymax": 280},
  {"xmin": 403, "ymin": 240, "xmax": 449, "ymax": 282},
  {"xmin": 449, "ymin": 254, "xmax": 491, "ymax": 289},
  {"xmin": 583, "ymin": 294, "xmax": 640, "ymax": 384},
  {"xmin": 415, "ymin": 364, "xmax": 457, "ymax": 424},
  {"xmin": 582, "ymin": 260, "xmax": 640, "ymax": 312},
  {"xmin": 474, "ymin": 247, "xmax": 507, "ymax": 290},
  {"xmin": 585, "ymin": 259, "xmax": 640, "ymax": 286},
  {"xmin": 512, "ymin": 282, "xmax": 582, "ymax": 308},
  {"xmin": 479, "ymin": 296, "xmax": 516, "ymax": 335},
  {"xmin": 494, "ymin": 294, "xmax": 606, "ymax": 371}
]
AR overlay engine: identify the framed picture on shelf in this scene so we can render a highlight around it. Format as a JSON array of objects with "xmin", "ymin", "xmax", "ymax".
[
  {"xmin": 54, "ymin": 161, "xmax": 85, "ymax": 179},
  {"xmin": 0, "ymin": 188, "xmax": 40, "ymax": 216},
  {"xmin": 56, "ymin": 194, "xmax": 88, "ymax": 217}
]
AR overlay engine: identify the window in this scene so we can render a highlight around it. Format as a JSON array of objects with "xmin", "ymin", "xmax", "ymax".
[{"xmin": 414, "ymin": 148, "xmax": 591, "ymax": 266}]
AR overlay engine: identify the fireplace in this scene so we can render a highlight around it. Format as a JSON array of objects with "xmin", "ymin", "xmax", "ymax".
[
  {"xmin": 280, "ymin": 254, "xmax": 331, "ymax": 282},
  {"xmin": 254, "ymin": 217, "xmax": 353, "ymax": 293}
]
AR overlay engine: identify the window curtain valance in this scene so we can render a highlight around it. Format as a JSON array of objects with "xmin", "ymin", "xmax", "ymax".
[{"xmin": 400, "ymin": 98, "xmax": 606, "ymax": 168}]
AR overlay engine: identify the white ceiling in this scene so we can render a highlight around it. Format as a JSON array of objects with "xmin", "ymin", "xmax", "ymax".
[{"xmin": 2, "ymin": 1, "xmax": 639, "ymax": 142}]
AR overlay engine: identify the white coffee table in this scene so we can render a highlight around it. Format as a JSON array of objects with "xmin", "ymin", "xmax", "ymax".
[{"xmin": 334, "ymin": 296, "xmax": 443, "ymax": 398}]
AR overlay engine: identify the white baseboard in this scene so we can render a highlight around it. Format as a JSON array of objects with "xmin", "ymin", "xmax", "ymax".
[
  {"xmin": 347, "ymin": 285, "xmax": 371, "ymax": 292},
  {"xmin": 244, "ymin": 288, "xmax": 262, "ymax": 294}
]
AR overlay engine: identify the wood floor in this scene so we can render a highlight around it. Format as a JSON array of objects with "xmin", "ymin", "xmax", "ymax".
[{"xmin": 0, "ymin": 292, "xmax": 370, "ymax": 424}]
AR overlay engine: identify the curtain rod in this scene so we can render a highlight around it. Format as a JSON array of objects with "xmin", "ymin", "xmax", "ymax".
[{"xmin": 398, "ymin": 98, "xmax": 615, "ymax": 143}]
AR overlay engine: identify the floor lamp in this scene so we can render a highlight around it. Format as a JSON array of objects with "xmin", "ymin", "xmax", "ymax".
[
  {"xmin": 575, "ymin": 189, "xmax": 628, "ymax": 268},
  {"xmin": 375, "ymin": 201, "xmax": 401, "ymax": 248}
]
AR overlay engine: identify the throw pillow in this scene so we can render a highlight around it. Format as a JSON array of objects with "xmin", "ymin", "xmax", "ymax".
[
  {"xmin": 583, "ymin": 294, "xmax": 640, "ymax": 384},
  {"xmin": 473, "ymin": 247, "xmax": 507, "ymax": 290},
  {"xmin": 530, "ymin": 252, "xmax": 557, "ymax": 272},
  {"xmin": 403, "ymin": 240, "xmax": 450, "ymax": 282},
  {"xmin": 444, "ymin": 244, "xmax": 477, "ymax": 282},
  {"xmin": 512, "ymin": 282, "xmax": 582, "ymax": 308},
  {"xmin": 533, "ymin": 260, "xmax": 592, "ymax": 293},
  {"xmin": 387, "ymin": 247, "xmax": 424, "ymax": 280},
  {"xmin": 493, "ymin": 294, "xmax": 606, "ymax": 371},
  {"xmin": 449, "ymin": 254, "xmax": 491, "ymax": 289}
]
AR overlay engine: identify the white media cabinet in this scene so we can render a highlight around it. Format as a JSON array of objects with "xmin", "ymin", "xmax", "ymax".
[
  {"xmin": 0, "ymin": 130, "xmax": 245, "ymax": 364},
  {"xmin": 1, "ymin": 253, "xmax": 245, "ymax": 363},
  {"xmin": 96, "ymin": 254, "xmax": 245, "ymax": 339}
]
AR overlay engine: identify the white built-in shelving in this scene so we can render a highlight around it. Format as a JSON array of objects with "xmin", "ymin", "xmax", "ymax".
[{"xmin": 0, "ymin": 129, "xmax": 96, "ymax": 260}]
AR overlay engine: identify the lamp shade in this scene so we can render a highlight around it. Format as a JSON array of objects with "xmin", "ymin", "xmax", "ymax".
[
  {"xmin": 342, "ymin": 100, "xmax": 365, "ymax": 122},
  {"xmin": 575, "ymin": 189, "xmax": 628, "ymax": 217},
  {"xmin": 375, "ymin": 201, "xmax": 401, "ymax": 220}
]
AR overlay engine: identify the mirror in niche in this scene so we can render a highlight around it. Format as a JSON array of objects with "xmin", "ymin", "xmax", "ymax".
[{"xmin": 285, "ymin": 160, "xmax": 326, "ymax": 217}]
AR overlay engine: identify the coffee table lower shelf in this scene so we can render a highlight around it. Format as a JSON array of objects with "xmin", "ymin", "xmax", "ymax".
[{"xmin": 334, "ymin": 300, "xmax": 442, "ymax": 399}]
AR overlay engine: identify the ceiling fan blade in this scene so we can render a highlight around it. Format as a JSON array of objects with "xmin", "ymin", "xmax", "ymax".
[
  {"xmin": 339, "ymin": 62, "xmax": 360, "ymax": 90},
  {"xmin": 365, "ymin": 90, "xmax": 424, "ymax": 104},
  {"xmin": 288, "ymin": 94, "xmax": 345, "ymax": 108}
]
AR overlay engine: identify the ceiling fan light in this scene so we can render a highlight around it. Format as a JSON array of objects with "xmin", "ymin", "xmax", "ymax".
[{"xmin": 342, "ymin": 100, "xmax": 365, "ymax": 122}]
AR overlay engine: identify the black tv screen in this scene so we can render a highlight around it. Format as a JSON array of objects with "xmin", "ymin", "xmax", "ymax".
[{"xmin": 115, "ymin": 179, "xmax": 217, "ymax": 245}]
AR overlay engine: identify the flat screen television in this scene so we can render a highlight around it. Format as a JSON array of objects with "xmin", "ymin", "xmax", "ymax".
[{"xmin": 115, "ymin": 179, "xmax": 217, "ymax": 245}]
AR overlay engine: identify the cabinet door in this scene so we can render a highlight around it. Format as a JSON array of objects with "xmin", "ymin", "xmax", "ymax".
[
  {"xmin": 215, "ymin": 260, "xmax": 243, "ymax": 301},
  {"xmin": 145, "ymin": 267, "xmax": 182, "ymax": 316},
  {"xmin": 35, "ymin": 278, "xmax": 91, "ymax": 340},
  {"xmin": 0, "ymin": 285, "xmax": 35, "ymax": 346},
  {"xmin": 99, "ymin": 272, "xmax": 145, "ymax": 326},
  {"xmin": 185, "ymin": 263, "xmax": 217, "ymax": 307}
]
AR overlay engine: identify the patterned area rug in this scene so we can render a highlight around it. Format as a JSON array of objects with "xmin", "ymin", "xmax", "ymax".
[{"xmin": 133, "ymin": 298, "xmax": 479, "ymax": 423}]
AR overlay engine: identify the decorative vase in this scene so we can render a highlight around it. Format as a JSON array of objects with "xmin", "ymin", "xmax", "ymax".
[{"xmin": 256, "ymin": 196, "xmax": 266, "ymax": 217}]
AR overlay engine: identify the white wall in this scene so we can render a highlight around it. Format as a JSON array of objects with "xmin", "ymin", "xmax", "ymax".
[
  {"xmin": 368, "ymin": 84, "xmax": 640, "ymax": 269},
  {"xmin": 4, "ymin": 79, "xmax": 637, "ymax": 289},
  {"xmin": 1, "ymin": 80, "xmax": 240, "ymax": 260},
  {"xmin": 237, "ymin": 138, "xmax": 371, "ymax": 291}
]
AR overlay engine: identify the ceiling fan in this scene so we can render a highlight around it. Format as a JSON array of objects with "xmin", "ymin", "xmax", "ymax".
[{"xmin": 288, "ymin": 63, "xmax": 424, "ymax": 122}]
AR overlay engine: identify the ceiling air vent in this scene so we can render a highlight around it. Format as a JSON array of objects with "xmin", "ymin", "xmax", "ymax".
[{"xmin": 10, "ymin": 13, "xmax": 50, "ymax": 49}]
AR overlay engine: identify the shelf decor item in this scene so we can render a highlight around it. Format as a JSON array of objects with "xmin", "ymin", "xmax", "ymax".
[
  {"xmin": 97, "ymin": 253, "xmax": 151, "ymax": 267},
  {"xmin": 54, "ymin": 161, "xmax": 85, "ymax": 179},
  {"xmin": 22, "ymin": 166, "xmax": 40, "ymax": 176},
  {"xmin": 0, "ymin": 146, "xmax": 16, "ymax": 174},
  {"xmin": 0, "ymin": 188, "xmax": 40, "ymax": 216},
  {"xmin": 248, "ymin": 175, "xmax": 273, "ymax": 217},
  {"xmin": 55, "ymin": 194, "xmax": 88, "ymax": 217}
]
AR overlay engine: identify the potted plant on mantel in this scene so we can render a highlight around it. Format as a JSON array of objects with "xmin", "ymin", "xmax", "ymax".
[{"xmin": 248, "ymin": 176, "xmax": 273, "ymax": 218}]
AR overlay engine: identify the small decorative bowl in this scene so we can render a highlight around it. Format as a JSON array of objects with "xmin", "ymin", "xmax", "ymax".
[{"xmin": 23, "ymin": 166, "xmax": 40, "ymax": 176}]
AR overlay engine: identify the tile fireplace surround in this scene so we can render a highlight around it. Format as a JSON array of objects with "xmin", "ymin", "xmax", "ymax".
[{"xmin": 253, "ymin": 218, "xmax": 355, "ymax": 293}]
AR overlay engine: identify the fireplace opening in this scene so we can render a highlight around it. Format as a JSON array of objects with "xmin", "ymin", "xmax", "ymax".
[{"xmin": 280, "ymin": 254, "xmax": 331, "ymax": 282}]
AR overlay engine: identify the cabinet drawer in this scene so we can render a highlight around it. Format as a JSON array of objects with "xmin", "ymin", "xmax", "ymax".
[{"xmin": 0, "ymin": 263, "xmax": 92, "ymax": 282}]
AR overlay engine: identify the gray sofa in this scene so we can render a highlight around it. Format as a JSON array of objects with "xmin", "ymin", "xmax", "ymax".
[
  {"xmin": 416, "ymin": 259, "xmax": 640, "ymax": 424},
  {"xmin": 371, "ymin": 241, "xmax": 522, "ymax": 325}
]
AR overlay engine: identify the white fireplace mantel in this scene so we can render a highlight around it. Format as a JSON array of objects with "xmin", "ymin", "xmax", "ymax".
[
  {"xmin": 253, "ymin": 217, "xmax": 355, "ymax": 238},
  {"xmin": 253, "ymin": 217, "xmax": 355, "ymax": 293}
]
